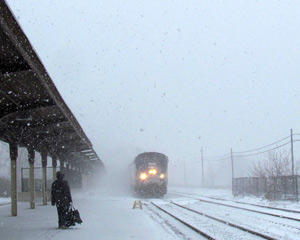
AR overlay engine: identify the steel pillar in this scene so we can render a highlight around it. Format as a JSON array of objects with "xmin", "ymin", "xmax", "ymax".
[
  {"xmin": 28, "ymin": 148, "xmax": 35, "ymax": 209},
  {"xmin": 10, "ymin": 142, "xmax": 18, "ymax": 216},
  {"xmin": 41, "ymin": 151, "xmax": 47, "ymax": 205},
  {"xmin": 52, "ymin": 156, "xmax": 57, "ymax": 180}
]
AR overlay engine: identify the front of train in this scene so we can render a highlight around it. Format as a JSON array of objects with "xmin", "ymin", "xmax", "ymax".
[{"xmin": 135, "ymin": 152, "xmax": 168, "ymax": 197}]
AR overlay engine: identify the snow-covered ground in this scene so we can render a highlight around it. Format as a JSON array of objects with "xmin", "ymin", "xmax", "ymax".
[
  {"xmin": 1, "ymin": 186, "xmax": 300, "ymax": 239},
  {"xmin": 0, "ymin": 197, "xmax": 10, "ymax": 205},
  {"xmin": 169, "ymin": 186, "xmax": 300, "ymax": 211}
]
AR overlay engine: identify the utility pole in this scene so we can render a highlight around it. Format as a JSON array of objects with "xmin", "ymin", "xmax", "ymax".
[
  {"xmin": 201, "ymin": 147, "xmax": 204, "ymax": 187},
  {"xmin": 184, "ymin": 160, "xmax": 186, "ymax": 187},
  {"xmin": 291, "ymin": 129, "xmax": 298, "ymax": 200},
  {"xmin": 231, "ymin": 148, "xmax": 234, "ymax": 179},
  {"xmin": 231, "ymin": 148, "xmax": 234, "ymax": 195},
  {"xmin": 291, "ymin": 129, "xmax": 295, "ymax": 176}
]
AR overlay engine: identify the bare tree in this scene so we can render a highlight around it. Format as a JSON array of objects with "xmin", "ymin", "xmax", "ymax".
[
  {"xmin": 250, "ymin": 150, "xmax": 290, "ymax": 178},
  {"xmin": 249, "ymin": 149, "xmax": 290, "ymax": 199}
]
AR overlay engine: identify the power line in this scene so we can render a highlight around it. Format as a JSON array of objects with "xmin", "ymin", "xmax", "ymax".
[
  {"xmin": 203, "ymin": 154, "xmax": 231, "ymax": 160},
  {"xmin": 233, "ymin": 135, "xmax": 290, "ymax": 154},
  {"xmin": 204, "ymin": 156, "xmax": 231, "ymax": 162},
  {"xmin": 234, "ymin": 141, "xmax": 291, "ymax": 158},
  {"xmin": 200, "ymin": 134, "xmax": 298, "ymax": 163}
]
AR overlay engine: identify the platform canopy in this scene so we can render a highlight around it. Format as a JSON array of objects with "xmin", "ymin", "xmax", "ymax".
[{"xmin": 0, "ymin": 1, "xmax": 104, "ymax": 170}]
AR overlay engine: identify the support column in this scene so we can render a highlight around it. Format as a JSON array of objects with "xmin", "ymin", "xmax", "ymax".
[
  {"xmin": 65, "ymin": 162, "xmax": 70, "ymax": 184},
  {"xmin": 60, "ymin": 158, "xmax": 64, "ymax": 172},
  {"xmin": 41, "ymin": 151, "xmax": 47, "ymax": 205},
  {"xmin": 77, "ymin": 167, "xmax": 83, "ymax": 188},
  {"xmin": 52, "ymin": 156, "xmax": 57, "ymax": 180},
  {"xmin": 28, "ymin": 148, "xmax": 35, "ymax": 209},
  {"xmin": 10, "ymin": 142, "xmax": 18, "ymax": 216}
]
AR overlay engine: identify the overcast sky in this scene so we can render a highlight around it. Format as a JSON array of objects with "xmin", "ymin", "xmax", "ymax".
[{"xmin": 6, "ymin": 0, "xmax": 300, "ymax": 172}]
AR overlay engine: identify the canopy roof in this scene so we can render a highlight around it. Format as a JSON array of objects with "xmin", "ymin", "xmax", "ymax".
[{"xmin": 0, "ymin": 1, "xmax": 104, "ymax": 169}]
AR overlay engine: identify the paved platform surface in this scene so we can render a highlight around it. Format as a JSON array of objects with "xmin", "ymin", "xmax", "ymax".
[{"xmin": 0, "ymin": 189, "xmax": 178, "ymax": 240}]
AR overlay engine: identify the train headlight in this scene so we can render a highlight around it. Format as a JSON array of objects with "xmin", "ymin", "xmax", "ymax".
[
  {"xmin": 139, "ymin": 173, "xmax": 147, "ymax": 180},
  {"xmin": 160, "ymin": 174, "xmax": 165, "ymax": 179},
  {"xmin": 149, "ymin": 169, "xmax": 157, "ymax": 175}
]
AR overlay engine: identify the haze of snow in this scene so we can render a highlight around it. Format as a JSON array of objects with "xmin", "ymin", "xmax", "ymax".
[
  {"xmin": 2, "ymin": 182, "xmax": 300, "ymax": 239},
  {"xmin": 5, "ymin": 0, "xmax": 300, "ymax": 185}
]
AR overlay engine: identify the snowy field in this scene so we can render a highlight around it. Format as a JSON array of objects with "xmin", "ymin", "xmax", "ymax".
[{"xmin": 1, "ymin": 185, "xmax": 300, "ymax": 239}]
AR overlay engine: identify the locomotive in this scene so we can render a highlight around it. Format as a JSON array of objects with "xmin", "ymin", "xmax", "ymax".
[{"xmin": 130, "ymin": 152, "xmax": 168, "ymax": 197}]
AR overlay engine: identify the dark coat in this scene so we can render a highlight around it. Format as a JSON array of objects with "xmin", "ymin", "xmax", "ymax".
[{"xmin": 51, "ymin": 175, "xmax": 72, "ymax": 207}]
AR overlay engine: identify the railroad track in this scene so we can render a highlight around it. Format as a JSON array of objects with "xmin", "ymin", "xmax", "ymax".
[
  {"xmin": 173, "ymin": 192, "xmax": 300, "ymax": 214},
  {"xmin": 202, "ymin": 195, "xmax": 300, "ymax": 214},
  {"xmin": 151, "ymin": 201, "xmax": 216, "ymax": 240},
  {"xmin": 170, "ymin": 192, "xmax": 300, "ymax": 222},
  {"xmin": 150, "ymin": 200, "xmax": 275, "ymax": 240}
]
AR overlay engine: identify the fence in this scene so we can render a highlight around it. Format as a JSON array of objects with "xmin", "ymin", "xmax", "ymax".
[
  {"xmin": 233, "ymin": 175, "xmax": 300, "ymax": 200},
  {"xmin": 21, "ymin": 167, "xmax": 82, "ymax": 192},
  {"xmin": 21, "ymin": 167, "xmax": 56, "ymax": 192}
]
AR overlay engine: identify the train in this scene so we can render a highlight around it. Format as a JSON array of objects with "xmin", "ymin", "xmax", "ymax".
[{"xmin": 130, "ymin": 152, "xmax": 168, "ymax": 197}]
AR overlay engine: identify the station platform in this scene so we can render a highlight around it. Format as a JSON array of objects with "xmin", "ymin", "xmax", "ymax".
[{"xmin": 0, "ymin": 187, "xmax": 176, "ymax": 240}]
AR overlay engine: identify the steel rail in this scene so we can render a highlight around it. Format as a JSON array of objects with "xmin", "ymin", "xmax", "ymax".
[
  {"xmin": 170, "ymin": 201, "xmax": 278, "ymax": 240},
  {"xmin": 151, "ymin": 202, "xmax": 216, "ymax": 240},
  {"xmin": 201, "ymin": 195, "xmax": 300, "ymax": 215},
  {"xmin": 170, "ymin": 192, "xmax": 300, "ymax": 222}
]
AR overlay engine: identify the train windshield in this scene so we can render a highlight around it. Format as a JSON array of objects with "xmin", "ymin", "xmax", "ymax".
[{"xmin": 135, "ymin": 153, "xmax": 168, "ymax": 172}]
